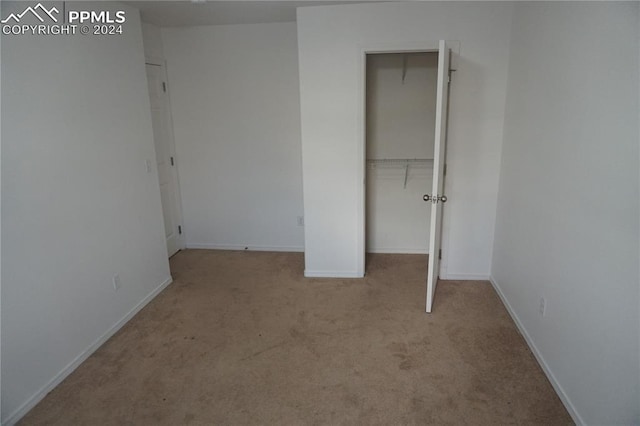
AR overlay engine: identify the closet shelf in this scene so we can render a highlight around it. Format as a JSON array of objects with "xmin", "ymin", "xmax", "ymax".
[{"xmin": 366, "ymin": 158, "xmax": 434, "ymax": 189}]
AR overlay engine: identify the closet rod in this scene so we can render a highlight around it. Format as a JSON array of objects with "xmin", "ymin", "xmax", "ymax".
[{"xmin": 367, "ymin": 158, "xmax": 433, "ymax": 189}]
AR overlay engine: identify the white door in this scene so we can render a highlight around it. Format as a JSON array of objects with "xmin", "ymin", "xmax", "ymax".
[
  {"xmin": 146, "ymin": 62, "xmax": 184, "ymax": 257},
  {"xmin": 424, "ymin": 41, "xmax": 450, "ymax": 313}
]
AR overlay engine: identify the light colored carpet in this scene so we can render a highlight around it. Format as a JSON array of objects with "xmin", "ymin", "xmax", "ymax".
[{"xmin": 21, "ymin": 250, "xmax": 572, "ymax": 425}]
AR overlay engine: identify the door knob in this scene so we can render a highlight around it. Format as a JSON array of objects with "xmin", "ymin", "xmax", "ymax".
[{"xmin": 424, "ymin": 194, "xmax": 448, "ymax": 203}]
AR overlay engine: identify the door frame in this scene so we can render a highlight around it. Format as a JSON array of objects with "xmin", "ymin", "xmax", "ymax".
[
  {"xmin": 145, "ymin": 56, "xmax": 186, "ymax": 255},
  {"xmin": 357, "ymin": 41, "xmax": 443, "ymax": 277}
]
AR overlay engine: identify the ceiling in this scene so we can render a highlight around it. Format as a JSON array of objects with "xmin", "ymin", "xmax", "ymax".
[{"xmin": 124, "ymin": 1, "xmax": 372, "ymax": 27}]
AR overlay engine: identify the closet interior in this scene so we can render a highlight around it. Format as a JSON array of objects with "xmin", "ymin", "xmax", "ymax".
[{"xmin": 365, "ymin": 51, "xmax": 439, "ymax": 255}]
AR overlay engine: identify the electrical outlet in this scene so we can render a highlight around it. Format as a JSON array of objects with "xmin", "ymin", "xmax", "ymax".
[
  {"xmin": 539, "ymin": 297, "xmax": 546, "ymax": 317},
  {"xmin": 113, "ymin": 274, "xmax": 122, "ymax": 291},
  {"xmin": 297, "ymin": 216, "xmax": 304, "ymax": 226}
]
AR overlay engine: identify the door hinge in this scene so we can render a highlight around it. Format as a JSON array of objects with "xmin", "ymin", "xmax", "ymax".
[
  {"xmin": 178, "ymin": 225, "xmax": 182, "ymax": 235},
  {"xmin": 439, "ymin": 249, "xmax": 442, "ymax": 260},
  {"xmin": 170, "ymin": 156, "xmax": 174, "ymax": 166},
  {"xmin": 443, "ymin": 164, "xmax": 447, "ymax": 176},
  {"xmin": 162, "ymin": 82, "xmax": 167, "ymax": 92}
]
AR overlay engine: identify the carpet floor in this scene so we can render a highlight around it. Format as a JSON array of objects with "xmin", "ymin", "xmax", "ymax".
[{"xmin": 21, "ymin": 250, "xmax": 572, "ymax": 425}]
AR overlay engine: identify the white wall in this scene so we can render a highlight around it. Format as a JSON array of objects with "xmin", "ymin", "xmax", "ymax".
[
  {"xmin": 141, "ymin": 21, "xmax": 165, "ymax": 59},
  {"xmin": 366, "ymin": 53, "xmax": 437, "ymax": 253},
  {"xmin": 366, "ymin": 164, "xmax": 431, "ymax": 253},
  {"xmin": 162, "ymin": 22, "xmax": 304, "ymax": 252},
  {"xmin": 0, "ymin": 11, "xmax": 3, "ymax": 420},
  {"xmin": 1, "ymin": 2, "xmax": 171, "ymax": 423},
  {"xmin": 297, "ymin": 2, "xmax": 514, "ymax": 277},
  {"xmin": 366, "ymin": 53, "xmax": 437, "ymax": 160},
  {"xmin": 491, "ymin": 3, "xmax": 639, "ymax": 424}
]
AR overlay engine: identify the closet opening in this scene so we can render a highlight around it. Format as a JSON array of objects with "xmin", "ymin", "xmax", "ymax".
[
  {"xmin": 365, "ymin": 51, "xmax": 439, "ymax": 263},
  {"xmin": 360, "ymin": 41, "xmax": 451, "ymax": 312}
]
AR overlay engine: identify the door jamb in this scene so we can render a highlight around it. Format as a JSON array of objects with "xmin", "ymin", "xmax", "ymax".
[{"xmin": 356, "ymin": 41, "xmax": 440, "ymax": 277}]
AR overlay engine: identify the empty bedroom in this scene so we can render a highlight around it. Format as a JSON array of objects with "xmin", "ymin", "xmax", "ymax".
[{"xmin": 1, "ymin": 1, "xmax": 638, "ymax": 425}]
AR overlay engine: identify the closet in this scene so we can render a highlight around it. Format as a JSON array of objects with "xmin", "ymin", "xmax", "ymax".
[{"xmin": 365, "ymin": 52, "xmax": 439, "ymax": 254}]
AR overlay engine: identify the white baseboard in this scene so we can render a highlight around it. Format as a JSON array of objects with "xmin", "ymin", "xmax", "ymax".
[
  {"xmin": 440, "ymin": 273, "xmax": 490, "ymax": 280},
  {"xmin": 186, "ymin": 243, "xmax": 304, "ymax": 253},
  {"xmin": 366, "ymin": 248, "xmax": 428, "ymax": 254},
  {"xmin": 489, "ymin": 276, "xmax": 584, "ymax": 426},
  {"xmin": 3, "ymin": 276, "xmax": 173, "ymax": 426},
  {"xmin": 304, "ymin": 270, "xmax": 364, "ymax": 278}
]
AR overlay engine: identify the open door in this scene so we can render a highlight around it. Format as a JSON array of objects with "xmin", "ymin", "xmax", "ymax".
[
  {"xmin": 146, "ymin": 62, "xmax": 184, "ymax": 257},
  {"xmin": 424, "ymin": 40, "xmax": 450, "ymax": 313}
]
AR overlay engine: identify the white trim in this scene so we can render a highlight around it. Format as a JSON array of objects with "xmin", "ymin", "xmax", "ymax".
[
  {"xmin": 3, "ymin": 276, "xmax": 174, "ymax": 426},
  {"xmin": 186, "ymin": 243, "xmax": 304, "ymax": 253},
  {"xmin": 304, "ymin": 270, "xmax": 363, "ymax": 278},
  {"xmin": 356, "ymin": 46, "xmax": 367, "ymax": 278},
  {"xmin": 440, "ymin": 273, "xmax": 490, "ymax": 281},
  {"xmin": 489, "ymin": 276, "xmax": 584, "ymax": 426},
  {"xmin": 360, "ymin": 41, "xmax": 440, "ymax": 55},
  {"xmin": 366, "ymin": 248, "xmax": 428, "ymax": 254}
]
